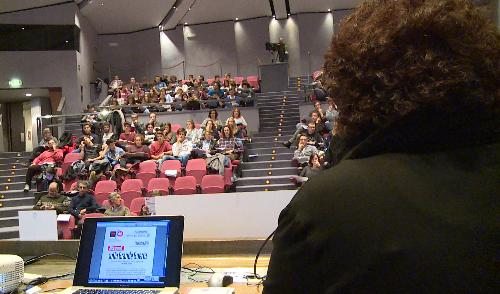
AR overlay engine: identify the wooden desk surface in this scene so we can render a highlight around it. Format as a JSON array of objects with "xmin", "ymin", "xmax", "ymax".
[{"xmin": 25, "ymin": 255, "xmax": 269, "ymax": 294}]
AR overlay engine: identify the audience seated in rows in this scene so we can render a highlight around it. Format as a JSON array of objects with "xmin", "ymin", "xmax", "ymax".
[{"xmin": 107, "ymin": 73, "xmax": 256, "ymax": 114}]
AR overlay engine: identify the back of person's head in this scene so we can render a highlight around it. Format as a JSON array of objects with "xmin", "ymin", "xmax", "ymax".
[{"xmin": 324, "ymin": 0, "xmax": 500, "ymax": 142}]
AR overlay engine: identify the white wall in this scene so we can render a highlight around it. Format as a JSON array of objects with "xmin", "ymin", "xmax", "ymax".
[
  {"xmin": 75, "ymin": 9, "xmax": 98, "ymax": 111},
  {"xmin": 0, "ymin": 2, "xmax": 75, "ymax": 25},
  {"xmin": 155, "ymin": 190, "xmax": 295, "ymax": 240},
  {"xmin": 161, "ymin": 26, "xmax": 185, "ymax": 78},
  {"xmin": 297, "ymin": 13, "xmax": 334, "ymax": 75},
  {"xmin": 96, "ymin": 29, "xmax": 162, "ymax": 83},
  {"xmin": 0, "ymin": 51, "xmax": 79, "ymax": 111},
  {"xmin": 183, "ymin": 22, "xmax": 238, "ymax": 78},
  {"xmin": 234, "ymin": 18, "xmax": 270, "ymax": 77}
]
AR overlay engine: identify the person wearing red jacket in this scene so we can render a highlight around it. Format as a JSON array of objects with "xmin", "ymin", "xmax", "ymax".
[{"xmin": 24, "ymin": 139, "xmax": 63, "ymax": 192}]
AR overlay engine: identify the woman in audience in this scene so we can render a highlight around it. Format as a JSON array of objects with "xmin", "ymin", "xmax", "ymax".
[
  {"xmin": 162, "ymin": 122, "xmax": 177, "ymax": 145},
  {"xmin": 221, "ymin": 79, "xmax": 231, "ymax": 92},
  {"xmin": 299, "ymin": 153, "xmax": 323, "ymax": 179},
  {"xmin": 218, "ymin": 126, "xmax": 242, "ymax": 161},
  {"xmin": 185, "ymin": 119, "xmax": 202, "ymax": 145},
  {"xmin": 202, "ymin": 110, "xmax": 223, "ymax": 131},
  {"xmin": 227, "ymin": 117, "xmax": 243, "ymax": 139},
  {"xmin": 204, "ymin": 119, "xmax": 220, "ymax": 140},
  {"xmin": 226, "ymin": 108, "xmax": 248, "ymax": 137},
  {"xmin": 104, "ymin": 192, "xmax": 131, "ymax": 216}
]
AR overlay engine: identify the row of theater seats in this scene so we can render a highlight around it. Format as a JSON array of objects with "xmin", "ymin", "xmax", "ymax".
[
  {"xmin": 57, "ymin": 197, "xmax": 148, "ymax": 239},
  {"xmin": 197, "ymin": 75, "xmax": 259, "ymax": 91}
]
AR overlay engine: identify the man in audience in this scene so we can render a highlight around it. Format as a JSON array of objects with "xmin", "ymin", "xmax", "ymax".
[
  {"xmin": 292, "ymin": 135, "xmax": 319, "ymax": 166},
  {"xmin": 69, "ymin": 180, "xmax": 99, "ymax": 220},
  {"xmin": 78, "ymin": 122, "xmax": 100, "ymax": 144},
  {"xmin": 165, "ymin": 128, "xmax": 192, "ymax": 167},
  {"xmin": 208, "ymin": 83, "xmax": 224, "ymax": 98},
  {"xmin": 118, "ymin": 122, "xmax": 136, "ymax": 146},
  {"xmin": 150, "ymin": 131, "xmax": 172, "ymax": 161},
  {"xmin": 129, "ymin": 113, "xmax": 143, "ymax": 134},
  {"xmin": 24, "ymin": 139, "xmax": 64, "ymax": 192},
  {"xmin": 101, "ymin": 122, "xmax": 114, "ymax": 144},
  {"xmin": 104, "ymin": 139, "xmax": 125, "ymax": 170},
  {"xmin": 282, "ymin": 121, "xmax": 323, "ymax": 149},
  {"xmin": 119, "ymin": 134, "xmax": 150, "ymax": 168},
  {"xmin": 29, "ymin": 128, "xmax": 58, "ymax": 163},
  {"xmin": 224, "ymin": 89, "xmax": 240, "ymax": 108},
  {"xmin": 33, "ymin": 182, "xmax": 70, "ymax": 214}
]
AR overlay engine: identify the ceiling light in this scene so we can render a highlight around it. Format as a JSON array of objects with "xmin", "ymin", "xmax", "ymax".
[
  {"xmin": 184, "ymin": 22, "xmax": 188, "ymax": 25},
  {"xmin": 173, "ymin": 6, "xmax": 176, "ymax": 9},
  {"xmin": 65, "ymin": 40, "xmax": 69, "ymax": 43},
  {"xmin": 287, "ymin": 13, "xmax": 290, "ymax": 16},
  {"xmin": 273, "ymin": 15, "xmax": 276, "ymax": 18},
  {"xmin": 101, "ymin": 2, "xmax": 103, "ymax": 6},
  {"xmin": 235, "ymin": 17, "xmax": 239, "ymax": 21},
  {"xmin": 25, "ymin": 93, "xmax": 32, "ymax": 97},
  {"xmin": 188, "ymin": 7, "xmax": 191, "ymax": 11},
  {"xmin": 328, "ymin": 8, "xmax": 331, "ymax": 12},
  {"xmin": 21, "ymin": 27, "xmax": 25, "ymax": 30}
]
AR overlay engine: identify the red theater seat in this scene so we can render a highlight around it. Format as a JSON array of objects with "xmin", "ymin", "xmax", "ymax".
[
  {"xmin": 186, "ymin": 158, "xmax": 207, "ymax": 186},
  {"xmin": 120, "ymin": 179, "xmax": 143, "ymax": 207},
  {"xmin": 173, "ymin": 176, "xmax": 197, "ymax": 195},
  {"xmin": 57, "ymin": 215, "xmax": 76, "ymax": 239},
  {"xmin": 61, "ymin": 153, "xmax": 81, "ymax": 174},
  {"xmin": 130, "ymin": 197, "xmax": 145, "ymax": 215},
  {"xmin": 136, "ymin": 160, "xmax": 158, "ymax": 188},
  {"xmin": 94, "ymin": 180, "xmax": 117, "ymax": 200},
  {"xmin": 201, "ymin": 174, "xmax": 225, "ymax": 194},
  {"xmin": 147, "ymin": 178, "xmax": 170, "ymax": 196}
]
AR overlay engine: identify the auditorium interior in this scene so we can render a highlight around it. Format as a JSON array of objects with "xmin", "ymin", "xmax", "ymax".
[{"xmin": 0, "ymin": 0, "xmax": 498, "ymax": 293}]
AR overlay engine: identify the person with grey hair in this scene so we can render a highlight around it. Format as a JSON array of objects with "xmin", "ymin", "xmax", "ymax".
[
  {"xmin": 69, "ymin": 180, "xmax": 99, "ymax": 219},
  {"xmin": 104, "ymin": 192, "xmax": 131, "ymax": 216}
]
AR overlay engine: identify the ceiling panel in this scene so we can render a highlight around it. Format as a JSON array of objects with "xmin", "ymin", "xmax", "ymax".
[
  {"xmin": 80, "ymin": 0, "xmax": 175, "ymax": 34},
  {"xmin": 0, "ymin": 0, "xmax": 72, "ymax": 13},
  {"xmin": 182, "ymin": 0, "xmax": 271, "ymax": 25},
  {"xmin": 290, "ymin": 0, "xmax": 362, "ymax": 13}
]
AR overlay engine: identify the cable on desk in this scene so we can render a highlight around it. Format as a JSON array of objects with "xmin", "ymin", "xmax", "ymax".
[
  {"xmin": 24, "ymin": 253, "xmax": 77, "ymax": 266},
  {"xmin": 181, "ymin": 263, "xmax": 216, "ymax": 283},
  {"xmin": 27, "ymin": 272, "xmax": 74, "ymax": 287},
  {"xmin": 252, "ymin": 229, "xmax": 275, "ymax": 281}
]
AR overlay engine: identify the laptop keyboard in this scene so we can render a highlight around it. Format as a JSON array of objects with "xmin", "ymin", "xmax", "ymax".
[{"xmin": 73, "ymin": 290, "xmax": 161, "ymax": 294}]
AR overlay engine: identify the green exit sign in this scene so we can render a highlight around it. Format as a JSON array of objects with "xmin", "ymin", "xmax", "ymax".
[{"xmin": 8, "ymin": 78, "xmax": 22, "ymax": 88}]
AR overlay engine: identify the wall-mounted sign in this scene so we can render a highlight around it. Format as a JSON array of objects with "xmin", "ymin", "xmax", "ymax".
[{"xmin": 8, "ymin": 78, "xmax": 22, "ymax": 88}]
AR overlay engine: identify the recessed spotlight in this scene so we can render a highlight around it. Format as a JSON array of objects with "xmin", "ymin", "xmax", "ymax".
[
  {"xmin": 65, "ymin": 40, "xmax": 69, "ymax": 43},
  {"xmin": 287, "ymin": 13, "xmax": 290, "ymax": 16},
  {"xmin": 328, "ymin": 8, "xmax": 331, "ymax": 12},
  {"xmin": 273, "ymin": 15, "xmax": 276, "ymax": 18},
  {"xmin": 188, "ymin": 7, "xmax": 191, "ymax": 11},
  {"xmin": 21, "ymin": 27, "xmax": 25, "ymax": 30},
  {"xmin": 173, "ymin": 6, "xmax": 176, "ymax": 9},
  {"xmin": 235, "ymin": 17, "xmax": 239, "ymax": 21},
  {"xmin": 101, "ymin": 2, "xmax": 104, "ymax": 6},
  {"xmin": 25, "ymin": 93, "xmax": 32, "ymax": 97},
  {"xmin": 184, "ymin": 22, "xmax": 188, "ymax": 25}
]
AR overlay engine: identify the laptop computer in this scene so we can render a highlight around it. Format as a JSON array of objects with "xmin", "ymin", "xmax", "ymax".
[{"xmin": 60, "ymin": 216, "xmax": 184, "ymax": 294}]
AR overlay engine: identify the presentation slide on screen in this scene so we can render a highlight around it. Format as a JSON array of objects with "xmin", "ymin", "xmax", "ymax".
[{"xmin": 98, "ymin": 226, "xmax": 157, "ymax": 280}]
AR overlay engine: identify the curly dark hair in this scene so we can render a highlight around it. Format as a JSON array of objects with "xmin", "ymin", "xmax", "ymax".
[{"xmin": 324, "ymin": 0, "xmax": 500, "ymax": 140}]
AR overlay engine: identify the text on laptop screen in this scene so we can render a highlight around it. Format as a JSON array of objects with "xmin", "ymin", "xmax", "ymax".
[{"xmin": 87, "ymin": 220, "xmax": 171, "ymax": 285}]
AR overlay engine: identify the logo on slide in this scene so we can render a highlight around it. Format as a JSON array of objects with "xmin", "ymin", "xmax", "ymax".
[
  {"xmin": 107, "ymin": 245, "xmax": 125, "ymax": 251},
  {"xmin": 109, "ymin": 230, "xmax": 124, "ymax": 238}
]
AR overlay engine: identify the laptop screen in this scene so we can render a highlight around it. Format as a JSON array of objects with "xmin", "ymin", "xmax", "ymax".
[{"xmin": 74, "ymin": 216, "xmax": 184, "ymax": 288}]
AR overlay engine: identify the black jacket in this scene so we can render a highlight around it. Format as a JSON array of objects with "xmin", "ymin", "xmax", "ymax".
[
  {"xmin": 69, "ymin": 192, "xmax": 99, "ymax": 218},
  {"xmin": 264, "ymin": 109, "xmax": 500, "ymax": 293}
]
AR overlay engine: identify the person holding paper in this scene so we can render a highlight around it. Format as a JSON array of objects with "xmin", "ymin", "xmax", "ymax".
[{"xmin": 33, "ymin": 182, "xmax": 70, "ymax": 214}]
